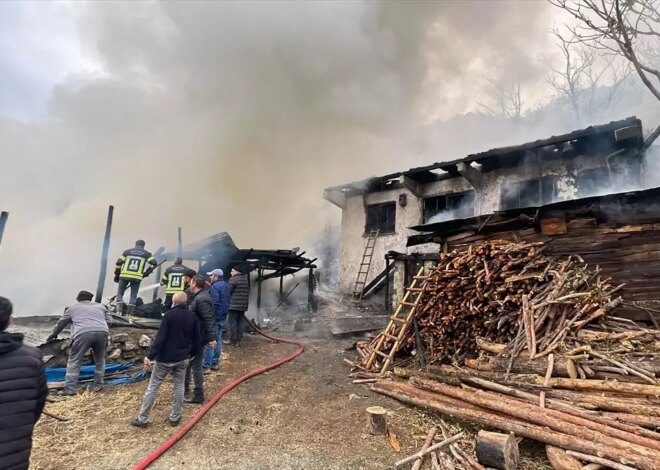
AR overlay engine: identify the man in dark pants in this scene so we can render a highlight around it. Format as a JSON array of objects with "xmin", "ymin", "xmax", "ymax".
[
  {"xmin": 160, "ymin": 257, "xmax": 193, "ymax": 312},
  {"xmin": 203, "ymin": 268, "xmax": 230, "ymax": 372},
  {"xmin": 227, "ymin": 266, "xmax": 250, "ymax": 347},
  {"xmin": 0, "ymin": 296, "xmax": 47, "ymax": 470},
  {"xmin": 131, "ymin": 292, "xmax": 199, "ymax": 428},
  {"xmin": 115, "ymin": 239, "xmax": 158, "ymax": 316},
  {"xmin": 47, "ymin": 290, "xmax": 112, "ymax": 395},
  {"xmin": 184, "ymin": 275, "xmax": 216, "ymax": 404}
]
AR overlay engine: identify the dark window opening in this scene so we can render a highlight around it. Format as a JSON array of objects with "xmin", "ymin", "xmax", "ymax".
[
  {"xmin": 500, "ymin": 176, "xmax": 557, "ymax": 210},
  {"xmin": 423, "ymin": 191, "xmax": 475, "ymax": 223},
  {"xmin": 365, "ymin": 202, "xmax": 396, "ymax": 234},
  {"xmin": 577, "ymin": 167, "xmax": 611, "ymax": 197}
]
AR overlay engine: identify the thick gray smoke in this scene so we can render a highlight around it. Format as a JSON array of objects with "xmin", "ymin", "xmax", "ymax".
[{"xmin": 0, "ymin": 1, "xmax": 657, "ymax": 315}]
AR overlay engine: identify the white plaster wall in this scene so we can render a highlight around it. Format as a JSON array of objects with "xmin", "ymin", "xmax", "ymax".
[
  {"xmin": 336, "ymin": 153, "xmax": 636, "ymax": 293},
  {"xmin": 338, "ymin": 187, "xmax": 423, "ymax": 292}
]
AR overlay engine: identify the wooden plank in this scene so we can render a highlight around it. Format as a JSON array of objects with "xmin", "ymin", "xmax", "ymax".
[{"xmin": 541, "ymin": 218, "xmax": 568, "ymax": 236}]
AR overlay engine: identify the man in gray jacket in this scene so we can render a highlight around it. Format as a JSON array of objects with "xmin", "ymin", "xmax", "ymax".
[
  {"xmin": 48, "ymin": 290, "xmax": 112, "ymax": 395},
  {"xmin": 227, "ymin": 266, "xmax": 250, "ymax": 347}
]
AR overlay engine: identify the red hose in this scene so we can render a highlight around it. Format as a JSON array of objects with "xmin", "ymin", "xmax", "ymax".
[{"xmin": 131, "ymin": 320, "xmax": 305, "ymax": 470}]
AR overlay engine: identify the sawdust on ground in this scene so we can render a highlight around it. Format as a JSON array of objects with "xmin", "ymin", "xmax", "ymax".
[{"xmin": 32, "ymin": 333, "xmax": 551, "ymax": 470}]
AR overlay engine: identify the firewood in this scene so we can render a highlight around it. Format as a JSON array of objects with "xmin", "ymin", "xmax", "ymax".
[
  {"xmin": 565, "ymin": 450, "xmax": 637, "ymax": 470},
  {"xmin": 475, "ymin": 431, "xmax": 519, "ymax": 470},
  {"xmin": 411, "ymin": 378, "xmax": 660, "ymax": 461},
  {"xmin": 426, "ymin": 365, "xmax": 660, "ymax": 396},
  {"xmin": 411, "ymin": 427, "xmax": 436, "ymax": 470},
  {"xmin": 602, "ymin": 412, "xmax": 660, "ymax": 430},
  {"xmin": 546, "ymin": 445, "xmax": 582, "ymax": 470},
  {"xmin": 372, "ymin": 380, "xmax": 659, "ymax": 470},
  {"xmin": 545, "ymin": 389, "xmax": 660, "ymax": 417},
  {"xmin": 460, "ymin": 377, "xmax": 660, "ymax": 448},
  {"xmin": 393, "ymin": 433, "xmax": 464, "ymax": 468},
  {"xmin": 365, "ymin": 406, "xmax": 387, "ymax": 435}
]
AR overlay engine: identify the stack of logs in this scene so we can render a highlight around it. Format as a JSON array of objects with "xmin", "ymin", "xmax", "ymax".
[
  {"xmin": 354, "ymin": 240, "xmax": 660, "ymax": 468},
  {"xmin": 374, "ymin": 359, "xmax": 660, "ymax": 470}
]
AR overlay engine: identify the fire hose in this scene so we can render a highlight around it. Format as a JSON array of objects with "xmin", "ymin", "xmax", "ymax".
[{"xmin": 131, "ymin": 319, "xmax": 305, "ymax": 470}]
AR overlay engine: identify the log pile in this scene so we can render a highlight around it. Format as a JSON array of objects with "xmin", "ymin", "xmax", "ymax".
[{"xmin": 352, "ymin": 240, "xmax": 660, "ymax": 468}]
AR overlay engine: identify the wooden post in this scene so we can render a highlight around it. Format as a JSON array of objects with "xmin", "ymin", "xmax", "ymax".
[
  {"xmin": 279, "ymin": 260, "xmax": 284, "ymax": 296},
  {"xmin": 0, "ymin": 211, "xmax": 8, "ymax": 251},
  {"xmin": 308, "ymin": 267, "xmax": 315, "ymax": 311},
  {"xmin": 95, "ymin": 205, "xmax": 114, "ymax": 303},
  {"xmin": 385, "ymin": 256, "xmax": 390, "ymax": 312},
  {"xmin": 366, "ymin": 406, "xmax": 387, "ymax": 435}
]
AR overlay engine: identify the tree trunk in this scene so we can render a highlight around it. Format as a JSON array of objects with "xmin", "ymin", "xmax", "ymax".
[
  {"xmin": 545, "ymin": 445, "xmax": 581, "ymax": 470},
  {"xmin": 366, "ymin": 406, "xmax": 387, "ymax": 435},
  {"xmin": 426, "ymin": 365, "xmax": 660, "ymax": 396},
  {"xmin": 476, "ymin": 431, "xmax": 519, "ymax": 470},
  {"xmin": 371, "ymin": 380, "xmax": 660, "ymax": 470},
  {"xmin": 545, "ymin": 389, "xmax": 660, "ymax": 417},
  {"xmin": 411, "ymin": 377, "xmax": 660, "ymax": 461}
]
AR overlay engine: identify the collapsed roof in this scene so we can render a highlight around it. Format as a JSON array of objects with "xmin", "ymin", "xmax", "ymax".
[
  {"xmin": 324, "ymin": 116, "xmax": 643, "ymax": 207},
  {"xmin": 162, "ymin": 232, "xmax": 316, "ymax": 279}
]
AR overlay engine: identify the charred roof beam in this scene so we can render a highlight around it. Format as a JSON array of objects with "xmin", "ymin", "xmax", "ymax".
[{"xmin": 457, "ymin": 162, "xmax": 483, "ymax": 189}]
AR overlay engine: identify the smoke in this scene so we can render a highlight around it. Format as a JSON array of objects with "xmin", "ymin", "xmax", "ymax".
[{"xmin": 0, "ymin": 1, "xmax": 657, "ymax": 315}]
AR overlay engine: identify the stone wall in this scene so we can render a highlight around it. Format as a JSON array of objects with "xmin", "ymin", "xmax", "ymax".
[{"xmin": 40, "ymin": 327, "xmax": 157, "ymax": 367}]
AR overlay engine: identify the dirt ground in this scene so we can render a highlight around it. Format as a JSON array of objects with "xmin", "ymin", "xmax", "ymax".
[{"xmin": 32, "ymin": 331, "xmax": 550, "ymax": 470}]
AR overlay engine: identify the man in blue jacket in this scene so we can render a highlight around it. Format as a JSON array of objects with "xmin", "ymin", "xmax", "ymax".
[{"xmin": 203, "ymin": 269, "xmax": 230, "ymax": 373}]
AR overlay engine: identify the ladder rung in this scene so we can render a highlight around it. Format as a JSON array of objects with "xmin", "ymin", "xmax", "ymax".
[
  {"xmin": 400, "ymin": 301, "xmax": 417, "ymax": 307},
  {"xmin": 372, "ymin": 350, "xmax": 389, "ymax": 359},
  {"xmin": 407, "ymin": 287, "xmax": 425, "ymax": 292},
  {"xmin": 382, "ymin": 332, "xmax": 398, "ymax": 341},
  {"xmin": 390, "ymin": 317, "xmax": 406, "ymax": 323},
  {"xmin": 413, "ymin": 276, "xmax": 429, "ymax": 280}
]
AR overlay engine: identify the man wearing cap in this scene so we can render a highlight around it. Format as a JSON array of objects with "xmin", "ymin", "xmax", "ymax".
[
  {"xmin": 161, "ymin": 257, "xmax": 193, "ymax": 312},
  {"xmin": 227, "ymin": 266, "xmax": 250, "ymax": 347},
  {"xmin": 47, "ymin": 291, "xmax": 113, "ymax": 395},
  {"xmin": 114, "ymin": 239, "xmax": 158, "ymax": 317},
  {"xmin": 203, "ymin": 269, "xmax": 230, "ymax": 372}
]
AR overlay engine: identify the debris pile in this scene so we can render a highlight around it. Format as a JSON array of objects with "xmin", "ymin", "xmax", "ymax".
[{"xmin": 353, "ymin": 240, "xmax": 660, "ymax": 469}]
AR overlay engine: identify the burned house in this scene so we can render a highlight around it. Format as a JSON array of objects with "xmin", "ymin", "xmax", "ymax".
[{"xmin": 324, "ymin": 117, "xmax": 657, "ymax": 311}]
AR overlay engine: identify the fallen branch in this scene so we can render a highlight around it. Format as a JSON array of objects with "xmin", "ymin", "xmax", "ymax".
[{"xmin": 393, "ymin": 432, "xmax": 464, "ymax": 468}]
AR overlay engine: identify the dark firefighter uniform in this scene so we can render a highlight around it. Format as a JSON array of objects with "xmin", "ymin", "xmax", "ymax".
[
  {"xmin": 161, "ymin": 264, "xmax": 191, "ymax": 311},
  {"xmin": 115, "ymin": 246, "xmax": 157, "ymax": 315}
]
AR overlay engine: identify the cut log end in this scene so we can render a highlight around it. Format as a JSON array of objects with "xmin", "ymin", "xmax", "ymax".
[
  {"xmin": 546, "ymin": 445, "xmax": 582, "ymax": 470},
  {"xmin": 476, "ymin": 430, "xmax": 519, "ymax": 470},
  {"xmin": 366, "ymin": 406, "xmax": 388, "ymax": 436}
]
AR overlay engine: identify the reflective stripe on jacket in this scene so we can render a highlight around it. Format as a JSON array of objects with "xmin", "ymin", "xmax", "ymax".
[
  {"xmin": 116, "ymin": 248, "xmax": 156, "ymax": 281},
  {"xmin": 161, "ymin": 264, "xmax": 190, "ymax": 294}
]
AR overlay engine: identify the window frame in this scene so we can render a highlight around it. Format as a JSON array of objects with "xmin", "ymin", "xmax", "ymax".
[
  {"xmin": 423, "ymin": 190, "xmax": 475, "ymax": 223},
  {"xmin": 364, "ymin": 201, "xmax": 396, "ymax": 235}
]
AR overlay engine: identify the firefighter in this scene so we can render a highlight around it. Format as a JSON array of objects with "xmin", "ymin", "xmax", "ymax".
[
  {"xmin": 161, "ymin": 257, "xmax": 193, "ymax": 312},
  {"xmin": 114, "ymin": 239, "xmax": 158, "ymax": 316}
]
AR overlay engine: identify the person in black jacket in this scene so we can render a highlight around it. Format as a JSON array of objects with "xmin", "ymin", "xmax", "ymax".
[
  {"xmin": 227, "ymin": 266, "xmax": 250, "ymax": 347},
  {"xmin": 130, "ymin": 292, "xmax": 199, "ymax": 428},
  {"xmin": 0, "ymin": 296, "xmax": 48, "ymax": 470},
  {"xmin": 184, "ymin": 275, "xmax": 216, "ymax": 404}
]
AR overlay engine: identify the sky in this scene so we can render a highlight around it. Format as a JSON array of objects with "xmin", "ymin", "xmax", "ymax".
[{"xmin": 0, "ymin": 1, "xmax": 657, "ymax": 315}]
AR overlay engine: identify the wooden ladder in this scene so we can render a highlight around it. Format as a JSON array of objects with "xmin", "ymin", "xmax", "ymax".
[
  {"xmin": 365, "ymin": 266, "xmax": 428, "ymax": 374},
  {"xmin": 353, "ymin": 229, "xmax": 380, "ymax": 300}
]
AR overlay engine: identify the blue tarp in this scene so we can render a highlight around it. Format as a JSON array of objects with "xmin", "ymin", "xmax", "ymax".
[{"xmin": 45, "ymin": 363, "xmax": 148, "ymax": 385}]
